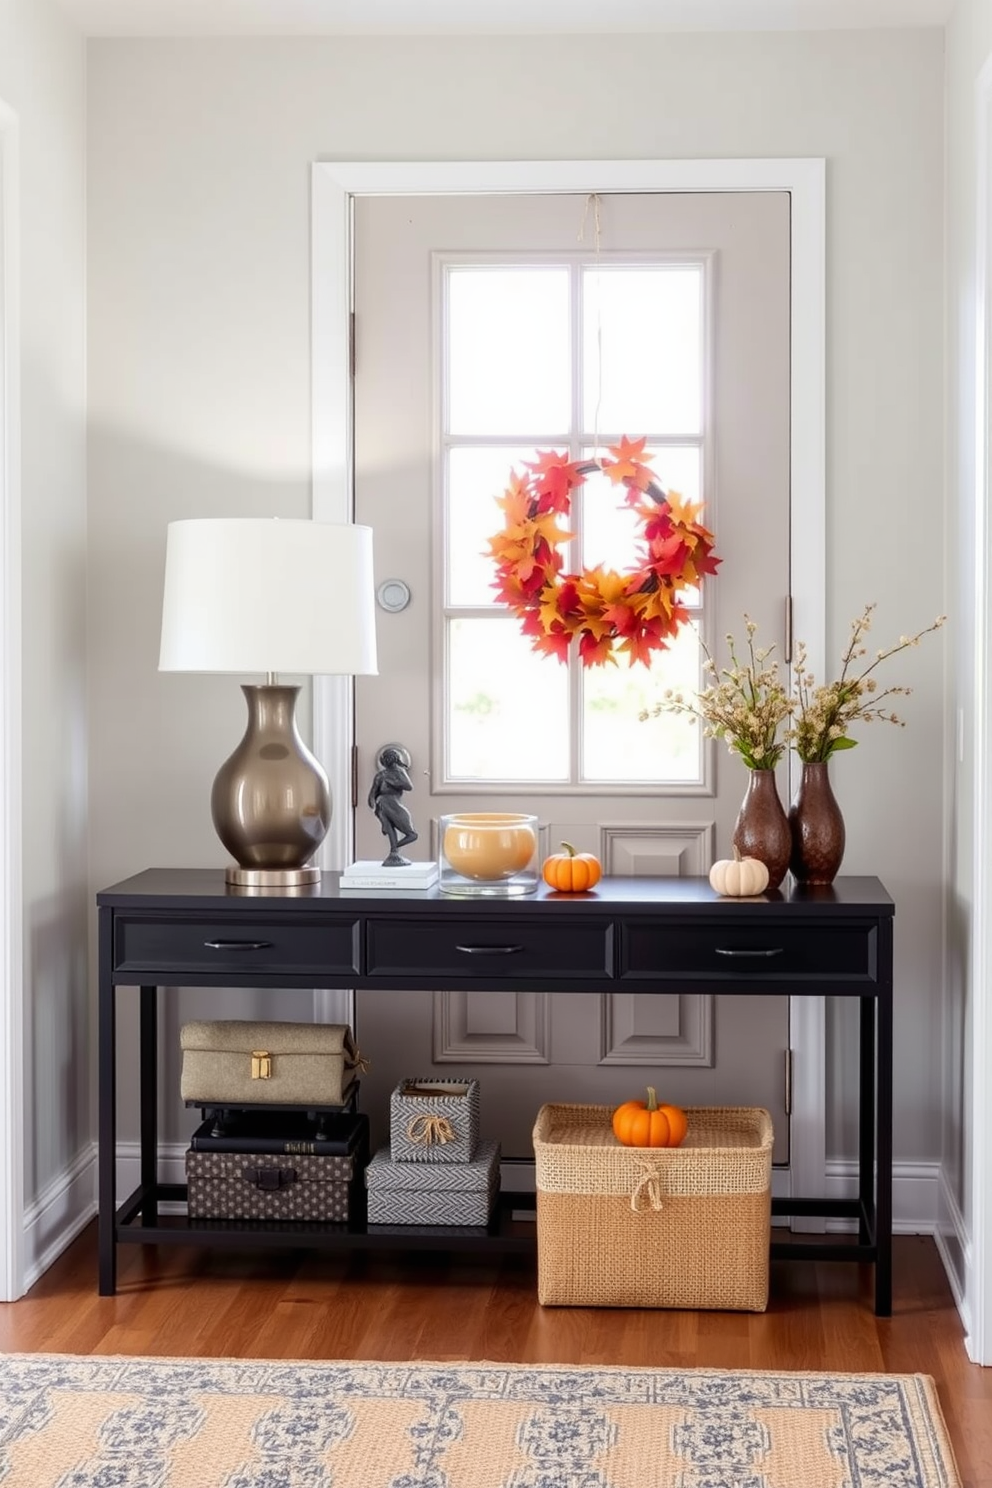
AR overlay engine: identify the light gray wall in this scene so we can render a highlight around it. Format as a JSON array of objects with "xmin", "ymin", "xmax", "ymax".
[
  {"xmin": 87, "ymin": 29, "xmax": 946, "ymax": 1158},
  {"xmin": 0, "ymin": 1, "xmax": 88, "ymax": 1209},
  {"xmin": 942, "ymin": 0, "xmax": 992, "ymax": 1301}
]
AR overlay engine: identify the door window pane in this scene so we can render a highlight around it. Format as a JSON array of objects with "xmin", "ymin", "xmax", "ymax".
[
  {"xmin": 448, "ymin": 617, "xmax": 569, "ymax": 781},
  {"xmin": 448, "ymin": 445, "xmax": 540, "ymax": 606},
  {"xmin": 583, "ymin": 266, "xmax": 703, "ymax": 435},
  {"xmin": 448, "ymin": 267, "xmax": 570, "ymax": 435},
  {"xmin": 581, "ymin": 621, "xmax": 703, "ymax": 783}
]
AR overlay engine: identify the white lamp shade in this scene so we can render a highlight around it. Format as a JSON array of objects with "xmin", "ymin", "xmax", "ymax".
[{"xmin": 159, "ymin": 518, "xmax": 378, "ymax": 675}]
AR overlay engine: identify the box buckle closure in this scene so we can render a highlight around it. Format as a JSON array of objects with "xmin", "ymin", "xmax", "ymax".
[{"xmin": 251, "ymin": 1049, "xmax": 272, "ymax": 1080}]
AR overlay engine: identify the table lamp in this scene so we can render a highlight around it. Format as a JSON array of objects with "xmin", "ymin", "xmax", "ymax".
[{"xmin": 159, "ymin": 517, "xmax": 378, "ymax": 888}]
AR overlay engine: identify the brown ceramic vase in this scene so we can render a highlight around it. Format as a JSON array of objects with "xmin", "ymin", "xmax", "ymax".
[
  {"xmin": 788, "ymin": 761, "xmax": 846, "ymax": 885},
  {"xmin": 732, "ymin": 768, "xmax": 791, "ymax": 889}
]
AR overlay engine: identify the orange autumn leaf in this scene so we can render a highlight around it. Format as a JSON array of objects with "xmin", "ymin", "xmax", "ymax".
[{"xmin": 603, "ymin": 435, "xmax": 652, "ymax": 489}]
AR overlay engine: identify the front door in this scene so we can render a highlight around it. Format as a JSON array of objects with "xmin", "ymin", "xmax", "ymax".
[{"xmin": 352, "ymin": 191, "xmax": 792, "ymax": 1164}]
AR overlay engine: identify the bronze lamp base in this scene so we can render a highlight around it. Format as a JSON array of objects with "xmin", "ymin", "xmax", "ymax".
[{"xmin": 211, "ymin": 684, "xmax": 330, "ymax": 889}]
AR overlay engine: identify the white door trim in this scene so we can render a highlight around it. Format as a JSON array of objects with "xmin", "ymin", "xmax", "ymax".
[
  {"xmin": 967, "ymin": 59, "xmax": 992, "ymax": 1367},
  {"xmin": 310, "ymin": 158, "xmax": 826, "ymax": 1201},
  {"xmin": 0, "ymin": 96, "xmax": 25, "ymax": 1302}
]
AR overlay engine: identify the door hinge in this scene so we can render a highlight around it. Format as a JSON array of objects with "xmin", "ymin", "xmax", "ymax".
[
  {"xmin": 784, "ymin": 594, "xmax": 794, "ymax": 666},
  {"xmin": 784, "ymin": 1047, "xmax": 794, "ymax": 1117},
  {"xmin": 350, "ymin": 744, "xmax": 359, "ymax": 811},
  {"xmin": 349, "ymin": 311, "xmax": 356, "ymax": 378}
]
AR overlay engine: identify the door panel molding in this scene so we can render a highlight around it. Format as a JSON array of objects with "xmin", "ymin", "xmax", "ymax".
[
  {"xmin": 311, "ymin": 155, "xmax": 826, "ymax": 1221},
  {"xmin": 432, "ymin": 989, "xmax": 551, "ymax": 1064},
  {"xmin": 600, "ymin": 992, "xmax": 714, "ymax": 1067},
  {"xmin": 602, "ymin": 822, "xmax": 715, "ymax": 878}
]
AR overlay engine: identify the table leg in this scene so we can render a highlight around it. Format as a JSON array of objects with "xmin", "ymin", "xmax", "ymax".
[
  {"xmin": 875, "ymin": 984, "xmax": 894, "ymax": 1316},
  {"xmin": 859, "ymin": 996, "xmax": 876, "ymax": 1246},
  {"xmin": 139, "ymin": 986, "xmax": 158, "ymax": 1224},
  {"xmin": 97, "ymin": 908, "xmax": 117, "ymax": 1296}
]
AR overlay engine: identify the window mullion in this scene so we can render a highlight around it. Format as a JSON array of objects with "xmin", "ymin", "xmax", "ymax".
[{"xmin": 569, "ymin": 260, "xmax": 584, "ymax": 787}]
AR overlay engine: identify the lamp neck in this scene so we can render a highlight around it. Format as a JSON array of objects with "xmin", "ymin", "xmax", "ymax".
[{"xmin": 265, "ymin": 671, "xmax": 278, "ymax": 687}]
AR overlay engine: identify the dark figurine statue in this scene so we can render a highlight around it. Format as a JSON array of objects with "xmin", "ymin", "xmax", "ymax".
[{"xmin": 368, "ymin": 747, "xmax": 419, "ymax": 867}]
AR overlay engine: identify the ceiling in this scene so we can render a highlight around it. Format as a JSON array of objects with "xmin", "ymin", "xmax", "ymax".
[{"xmin": 57, "ymin": 0, "xmax": 955, "ymax": 37}]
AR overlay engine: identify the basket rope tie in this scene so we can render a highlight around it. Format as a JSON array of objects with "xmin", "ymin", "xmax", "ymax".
[
  {"xmin": 407, "ymin": 1114, "xmax": 456, "ymax": 1147},
  {"xmin": 630, "ymin": 1160, "xmax": 668, "ymax": 1213}
]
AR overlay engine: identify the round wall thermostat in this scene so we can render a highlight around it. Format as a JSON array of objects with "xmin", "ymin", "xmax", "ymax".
[{"xmin": 376, "ymin": 578, "xmax": 411, "ymax": 613}]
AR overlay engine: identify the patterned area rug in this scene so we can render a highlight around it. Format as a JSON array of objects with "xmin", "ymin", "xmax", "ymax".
[{"xmin": 0, "ymin": 1353, "xmax": 961, "ymax": 1487}]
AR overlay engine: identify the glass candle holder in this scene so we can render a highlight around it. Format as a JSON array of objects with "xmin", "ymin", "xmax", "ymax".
[{"xmin": 438, "ymin": 812, "xmax": 539, "ymax": 897}]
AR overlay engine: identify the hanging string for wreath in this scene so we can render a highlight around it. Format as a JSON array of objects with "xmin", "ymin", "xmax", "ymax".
[{"xmin": 487, "ymin": 436, "xmax": 720, "ymax": 668}]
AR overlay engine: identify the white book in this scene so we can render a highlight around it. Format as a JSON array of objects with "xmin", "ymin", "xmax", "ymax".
[{"xmin": 340, "ymin": 860, "xmax": 439, "ymax": 889}]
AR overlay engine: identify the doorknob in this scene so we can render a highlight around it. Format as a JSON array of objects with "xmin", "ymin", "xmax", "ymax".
[
  {"xmin": 376, "ymin": 743, "xmax": 411, "ymax": 770},
  {"xmin": 376, "ymin": 578, "xmax": 411, "ymax": 613}
]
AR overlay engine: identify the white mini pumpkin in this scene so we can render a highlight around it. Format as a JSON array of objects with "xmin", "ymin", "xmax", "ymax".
[{"xmin": 708, "ymin": 850, "xmax": 770, "ymax": 898}]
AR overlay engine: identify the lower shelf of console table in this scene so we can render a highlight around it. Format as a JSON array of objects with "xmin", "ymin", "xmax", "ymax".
[{"xmin": 113, "ymin": 1185, "xmax": 886, "ymax": 1269}]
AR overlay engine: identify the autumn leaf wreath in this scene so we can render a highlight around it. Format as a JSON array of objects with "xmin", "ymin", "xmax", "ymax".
[{"xmin": 487, "ymin": 436, "xmax": 720, "ymax": 668}]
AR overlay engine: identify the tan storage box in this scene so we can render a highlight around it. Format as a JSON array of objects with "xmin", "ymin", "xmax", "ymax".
[
  {"xmin": 180, "ymin": 1020, "xmax": 366, "ymax": 1107},
  {"xmin": 533, "ymin": 1103, "xmax": 773, "ymax": 1312}
]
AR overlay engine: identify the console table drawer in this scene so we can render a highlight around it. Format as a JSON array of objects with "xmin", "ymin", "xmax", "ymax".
[
  {"xmin": 621, "ymin": 921, "xmax": 876, "ymax": 982},
  {"xmin": 113, "ymin": 917, "xmax": 361, "ymax": 977},
  {"xmin": 366, "ymin": 918, "xmax": 614, "ymax": 979}
]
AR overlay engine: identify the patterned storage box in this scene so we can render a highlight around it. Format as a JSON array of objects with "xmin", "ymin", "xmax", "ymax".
[
  {"xmin": 533, "ymin": 1104, "xmax": 773, "ymax": 1311},
  {"xmin": 366, "ymin": 1139, "xmax": 500, "ymax": 1225},
  {"xmin": 389, "ymin": 1077, "xmax": 481, "ymax": 1163},
  {"xmin": 186, "ymin": 1128, "xmax": 367, "ymax": 1221}
]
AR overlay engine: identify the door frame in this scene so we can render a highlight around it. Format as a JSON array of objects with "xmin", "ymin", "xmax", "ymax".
[
  {"xmin": 310, "ymin": 157, "xmax": 826, "ymax": 1211},
  {"xmin": 966, "ymin": 56, "xmax": 992, "ymax": 1366},
  {"xmin": 0, "ymin": 95, "xmax": 24, "ymax": 1302}
]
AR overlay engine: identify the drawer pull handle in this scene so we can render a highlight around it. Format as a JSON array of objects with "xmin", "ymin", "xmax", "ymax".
[
  {"xmin": 455, "ymin": 944, "xmax": 524, "ymax": 955},
  {"xmin": 715, "ymin": 946, "xmax": 784, "ymax": 958},
  {"xmin": 203, "ymin": 939, "xmax": 273, "ymax": 951}
]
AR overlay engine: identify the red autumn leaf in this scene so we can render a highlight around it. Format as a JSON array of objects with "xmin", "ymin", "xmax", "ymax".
[
  {"xmin": 649, "ymin": 534, "xmax": 692, "ymax": 576},
  {"xmin": 617, "ymin": 617, "xmax": 668, "ymax": 667},
  {"xmin": 530, "ymin": 627, "xmax": 572, "ymax": 663},
  {"xmin": 579, "ymin": 631, "xmax": 617, "ymax": 667},
  {"xmin": 601, "ymin": 601, "xmax": 638, "ymax": 637},
  {"xmin": 525, "ymin": 451, "xmax": 585, "ymax": 514}
]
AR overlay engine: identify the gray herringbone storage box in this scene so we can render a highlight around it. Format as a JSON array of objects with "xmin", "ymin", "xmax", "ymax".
[
  {"xmin": 185, "ymin": 1144, "xmax": 363, "ymax": 1221},
  {"xmin": 389, "ymin": 1077, "xmax": 481, "ymax": 1163},
  {"xmin": 533, "ymin": 1104, "xmax": 773, "ymax": 1311},
  {"xmin": 366, "ymin": 1139, "xmax": 499, "ymax": 1225},
  {"xmin": 179, "ymin": 1019, "xmax": 365, "ymax": 1107}
]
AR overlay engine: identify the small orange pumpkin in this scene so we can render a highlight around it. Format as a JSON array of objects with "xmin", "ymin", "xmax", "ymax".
[
  {"xmin": 612, "ymin": 1086, "xmax": 671, "ymax": 1147},
  {"xmin": 542, "ymin": 841, "xmax": 603, "ymax": 893}
]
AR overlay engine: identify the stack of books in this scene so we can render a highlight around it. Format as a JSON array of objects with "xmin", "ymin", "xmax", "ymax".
[{"xmin": 340, "ymin": 859, "xmax": 438, "ymax": 891}]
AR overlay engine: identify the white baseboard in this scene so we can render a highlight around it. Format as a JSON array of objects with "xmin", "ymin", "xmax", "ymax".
[
  {"xmin": 823, "ymin": 1158, "xmax": 941, "ymax": 1235},
  {"xmin": 22, "ymin": 1145, "xmax": 97, "ymax": 1293},
  {"xmin": 935, "ymin": 1166, "xmax": 974, "ymax": 1348}
]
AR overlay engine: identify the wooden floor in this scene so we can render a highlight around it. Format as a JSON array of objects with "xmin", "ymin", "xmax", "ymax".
[{"xmin": 1, "ymin": 1226, "xmax": 990, "ymax": 1486}]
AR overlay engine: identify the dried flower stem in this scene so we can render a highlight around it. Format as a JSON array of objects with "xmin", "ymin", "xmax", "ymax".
[
  {"xmin": 790, "ymin": 604, "xmax": 946, "ymax": 763},
  {"xmin": 643, "ymin": 616, "xmax": 790, "ymax": 771}
]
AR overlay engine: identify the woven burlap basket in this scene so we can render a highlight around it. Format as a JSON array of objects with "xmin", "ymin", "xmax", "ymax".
[{"xmin": 533, "ymin": 1103, "xmax": 773, "ymax": 1312}]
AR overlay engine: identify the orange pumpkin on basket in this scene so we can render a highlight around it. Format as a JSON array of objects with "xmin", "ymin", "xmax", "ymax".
[
  {"xmin": 612, "ymin": 1087, "xmax": 687, "ymax": 1148},
  {"xmin": 542, "ymin": 842, "xmax": 602, "ymax": 893}
]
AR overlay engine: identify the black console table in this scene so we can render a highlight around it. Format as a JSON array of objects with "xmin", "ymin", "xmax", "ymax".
[{"xmin": 97, "ymin": 869, "xmax": 894, "ymax": 1312}]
